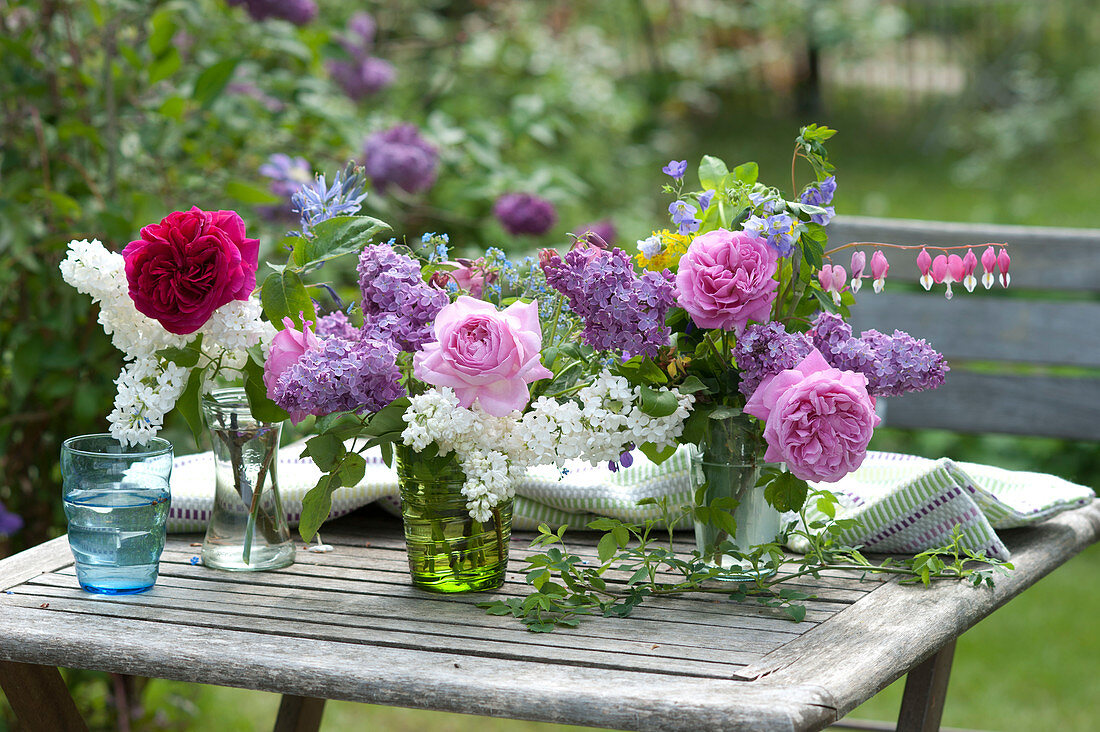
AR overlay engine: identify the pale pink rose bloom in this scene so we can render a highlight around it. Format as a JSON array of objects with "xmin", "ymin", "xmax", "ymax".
[
  {"xmin": 675, "ymin": 228, "xmax": 778, "ymax": 332},
  {"xmin": 413, "ymin": 296, "xmax": 553, "ymax": 417},
  {"xmin": 264, "ymin": 317, "xmax": 321, "ymax": 395},
  {"xmin": 744, "ymin": 349, "xmax": 880, "ymax": 483},
  {"xmin": 443, "ymin": 259, "xmax": 495, "ymax": 297}
]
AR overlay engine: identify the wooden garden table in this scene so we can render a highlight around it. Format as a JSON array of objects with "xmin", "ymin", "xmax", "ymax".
[{"xmin": 1, "ymin": 501, "xmax": 1098, "ymax": 732}]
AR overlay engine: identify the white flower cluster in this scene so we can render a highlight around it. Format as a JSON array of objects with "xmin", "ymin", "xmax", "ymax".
[
  {"xmin": 401, "ymin": 370, "xmax": 695, "ymax": 521},
  {"xmin": 60, "ymin": 239, "xmax": 275, "ymax": 446}
]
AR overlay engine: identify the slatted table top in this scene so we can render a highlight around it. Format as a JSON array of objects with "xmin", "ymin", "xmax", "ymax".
[{"xmin": 2, "ymin": 501, "xmax": 1098, "ymax": 732}]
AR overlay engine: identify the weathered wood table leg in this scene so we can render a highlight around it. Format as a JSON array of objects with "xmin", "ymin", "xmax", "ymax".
[
  {"xmin": 0, "ymin": 660, "xmax": 89, "ymax": 732},
  {"xmin": 273, "ymin": 694, "xmax": 326, "ymax": 732},
  {"xmin": 896, "ymin": 638, "xmax": 957, "ymax": 732}
]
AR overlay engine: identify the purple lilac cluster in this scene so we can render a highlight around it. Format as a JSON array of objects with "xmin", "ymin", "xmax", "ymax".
[
  {"xmin": 315, "ymin": 310, "xmax": 362, "ymax": 341},
  {"xmin": 327, "ymin": 12, "xmax": 395, "ymax": 100},
  {"xmin": 542, "ymin": 247, "xmax": 676, "ymax": 359},
  {"xmin": 810, "ymin": 313, "xmax": 948, "ymax": 397},
  {"xmin": 799, "ymin": 176, "xmax": 837, "ymax": 226},
  {"xmin": 733, "ymin": 322, "xmax": 814, "ymax": 397},
  {"xmin": 226, "ymin": 0, "xmax": 316, "ymax": 25},
  {"xmin": 357, "ymin": 244, "xmax": 448, "ymax": 351},
  {"xmin": 362, "ymin": 124, "xmax": 438, "ymax": 194},
  {"xmin": 0, "ymin": 500, "xmax": 22, "ymax": 537},
  {"xmin": 494, "ymin": 193, "xmax": 557, "ymax": 236},
  {"xmin": 271, "ymin": 337, "xmax": 404, "ymax": 422}
]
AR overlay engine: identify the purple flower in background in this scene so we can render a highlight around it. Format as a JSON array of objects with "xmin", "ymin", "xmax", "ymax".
[
  {"xmin": 291, "ymin": 163, "xmax": 368, "ymax": 237},
  {"xmin": 733, "ymin": 322, "xmax": 814, "ymax": 398},
  {"xmin": 362, "ymin": 124, "xmax": 438, "ymax": 194},
  {"xmin": 271, "ymin": 337, "xmax": 405, "ymax": 424},
  {"xmin": 315, "ymin": 310, "xmax": 362, "ymax": 341},
  {"xmin": 494, "ymin": 193, "xmax": 557, "ymax": 236},
  {"xmin": 662, "ymin": 159, "xmax": 688, "ymax": 180},
  {"xmin": 259, "ymin": 154, "xmax": 312, "ymax": 199},
  {"xmin": 328, "ymin": 12, "xmax": 395, "ymax": 101},
  {"xmin": 572, "ymin": 220, "xmax": 617, "ymax": 247},
  {"xmin": 542, "ymin": 247, "xmax": 676, "ymax": 359},
  {"xmin": 809, "ymin": 313, "xmax": 948, "ymax": 397},
  {"xmin": 226, "ymin": 0, "xmax": 317, "ymax": 25},
  {"xmin": 0, "ymin": 500, "xmax": 22, "ymax": 537},
  {"xmin": 328, "ymin": 57, "xmax": 395, "ymax": 100},
  {"xmin": 226, "ymin": 82, "xmax": 284, "ymax": 112},
  {"xmin": 357, "ymin": 244, "xmax": 448, "ymax": 351}
]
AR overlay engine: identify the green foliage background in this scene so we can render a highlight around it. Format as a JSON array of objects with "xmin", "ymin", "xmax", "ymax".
[{"xmin": 1, "ymin": 0, "xmax": 1098, "ymax": 729}]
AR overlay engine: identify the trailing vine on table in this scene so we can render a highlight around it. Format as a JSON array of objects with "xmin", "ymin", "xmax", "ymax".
[{"xmin": 479, "ymin": 489, "xmax": 1014, "ymax": 632}]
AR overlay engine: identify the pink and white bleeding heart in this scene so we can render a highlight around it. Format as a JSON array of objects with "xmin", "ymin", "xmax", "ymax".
[
  {"xmin": 413, "ymin": 296, "xmax": 553, "ymax": 417},
  {"xmin": 818, "ymin": 263, "xmax": 847, "ymax": 306}
]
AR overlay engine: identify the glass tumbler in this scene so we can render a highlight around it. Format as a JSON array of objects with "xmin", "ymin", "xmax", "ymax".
[{"xmin": 61, "ymin": 434, "xmax": 173, "ymax": 594}]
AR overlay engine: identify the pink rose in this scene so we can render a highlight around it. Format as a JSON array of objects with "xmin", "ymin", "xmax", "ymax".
[
  {"xmin": 675, "ymin": 228, "xmax": 778, "ymax": 332},
  {"xmin": 264, "ymin": 317, "xmax": 321, "ymax": 395},
  {"xmin": 744, "ymin": 349, "xmax": 880, "ymax": 483},
  {"xmin": 413, "ymin": 296, "xmax": 554, "ymax": 417},
  {"xmin": 443, "ymin": 258, "xmax": 496, "ymax": 298},
  {"xmin": 122, "ymin": 207, "xmax": 260, "ymax": 335}
]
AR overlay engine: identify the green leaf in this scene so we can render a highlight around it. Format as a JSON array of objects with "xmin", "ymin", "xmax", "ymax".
[
  {"xmin": 149, "ymin": 49, "xmax": 181, "ymax": 84},
  {"xmin": 711, "ymin": 509, "xmax": 738, "ymax": 537},
  {"xmin": 337, "ymin": 452, "xmax": 367, "ymax": 487},
  {"xmin": 243, "ymin": 354, "xmax": 290, "ymax": 423},
  {"xmin": 304, "ymin": 434, "xmax": 346, "ymax": 472},
  {"xmin": 291, "ymin": 216, "xmax": 391, "ymax": 269},
  {"xmin": 676, "ymin": 375, "xmax": 711, "ymax": 395},
  {"xmin": 597, "ymin": 533, "xmax": 618, "ymax": 563},
  {"xmin": 192, "ymin": 58, "xmax": 240, "ymax": 108},
  {"xmin": 638, "ymin": 442, "xmax": 678, "ymax": 465},
  {"xmin": 175, "ymin": 367, "xmax": 204, "ymax": 449},
  {"xmin": 612, "ymin": 355, "xmax": 667, "ymax": 386},
  {"xmin": 299, "ymin": 475, "xmax": 337, "ymax": 542},
  {"xmin": 157, "ymin": 340, "xmax": 202, "ymax": 368},
  {"xmin": 732, "ymin": 162, "xmax": 759, "ymax": 185},
  {"xmin": 227, "ymin": 180, "xmax": 281, "ymax": 205},
  {"xmin": 638, "ymin": 385, "xmax": 679, "ymax": 418},
  {"xmin": 157, "ymin": 95, "xmax": 186, "ymax": 121},
  {"xmin": 611, "ymin": 526, "xmax": 630, "ymax": 547},
  {"xmin": 363, "ymin": 397, "xmax": 410, "ymax": 437},
  {"xmin": 763, "ymin": 472, "xmax": 810, "ymax": 513},
  {"xmin": 261, "ymin": 269, "xmax": 315, "ymax": 328},
  {"xmin": 697, "ymin": 155, "xmax": 729, "ymax": 190},
  {"xmin": 148, "ymin": 9, "xmax": 176, "ymax": 57}
]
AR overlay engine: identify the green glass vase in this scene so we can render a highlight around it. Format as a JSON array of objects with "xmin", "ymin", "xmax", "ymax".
[
  {"xmin": 395, "ymin": 445, "xmax": 512, "ymax": 593},
  {"xmin": 691, "ymin": 409, "xmax": 779, "ymax": 577}
]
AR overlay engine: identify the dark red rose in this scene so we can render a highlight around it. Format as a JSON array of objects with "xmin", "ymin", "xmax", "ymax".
[{"xmin": 122, "ymin": 207, "xmax": 259, "ymax": 335}]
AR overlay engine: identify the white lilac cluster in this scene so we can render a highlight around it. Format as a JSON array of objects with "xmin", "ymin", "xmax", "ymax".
[
  {"xmin": 60, "ymin": 239, "xmax": 274, "ymax": 446},
  {"xmin": 401, "ymin": 371, "xmax": 694, "ymax": 521}
]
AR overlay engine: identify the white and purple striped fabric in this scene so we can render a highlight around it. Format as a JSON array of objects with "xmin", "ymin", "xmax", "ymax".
[{"xmin": 169, "ymin": 446, "xmax": 1094, "ymax": 561}]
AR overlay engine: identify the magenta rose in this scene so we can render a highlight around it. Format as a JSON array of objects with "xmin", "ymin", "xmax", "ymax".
[
  {"xmin": 413, "ymin": 296, "xmax": 554, "ymax": 417},
  {"xmin": 264, "ymin": 317, "xmax": 322, "ymax": 395},
  {"xmin": 675, "ymin": 228, "xmax": 778, "ymax": 332},
  {"xmin": 744, "ymin": 349, "xmax": 880, "ymax": 483},
  {"xmin": 122, "ymin": 207, "xmax": 260, "ymax": 335}
]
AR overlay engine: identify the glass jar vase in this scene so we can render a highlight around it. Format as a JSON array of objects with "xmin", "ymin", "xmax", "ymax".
[
  {"xmin": 200, "ymin": 388, "xmax": 294, "ymax": 571},
  {"xmin": 396, "ymin": 445, "xmax": 512, "ymax": 593},
  {"xmin": 691, "ymin": 410, "xmax": 780, "ymax": 576}
]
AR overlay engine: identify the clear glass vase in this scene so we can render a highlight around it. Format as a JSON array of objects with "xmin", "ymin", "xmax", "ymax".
[
  {"xmin": 691, "ymin": 410, "xmax": 780, "ymax": 576},
  {"xmin": 200, "ymin": 388, "xmax": 294, "ymax": 571},
  {"xmin": 396, "ymin": 445, "xmax": 512, "ymax": 593}
]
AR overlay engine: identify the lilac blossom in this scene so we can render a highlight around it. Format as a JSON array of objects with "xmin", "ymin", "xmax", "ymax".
[
  {"xmin": 809, "ymin": 313, "xmax": 948, "ymax": 397},
  {"xmin": 0, "ymin": 500, "xmax": 22, "ymax": 537},
  {"xmin": 328, "ymin": 12, "xmax": 395, "ymax": 100},
  {"xmin": 541, "ymin": 247, "xmax": 676, "ymax": 359},
  {"xmin": 494, "ymin": 193, "xmax": 557, "ymax": 236},
  {"xmin": 227, "ymin": 0, "xmax": 316, "ymax": 25},
  {"xmin": 362, "ymin": 124, "xmax": 438, "ymax": 194},
  {"xmin": 271, "ymin": 337, "xmax": 404, "ymax": 424},
  {"xmin": 357, "ymin": 244, "xmax": 448, "ymax": 351},
  {"xmin": 733, "ymin": 322, "xmax": 813, "ymax": 398},
  {"xmin": 572, "ymin": 220, "xmax": 617, "ymax": 247},
  {"xmin": 315, "ymin": 310, "xmax": 362, "ymax": 341}
]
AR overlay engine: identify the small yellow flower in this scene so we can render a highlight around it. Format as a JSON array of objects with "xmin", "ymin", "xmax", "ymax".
[{"xmin": 637, "ymin": 229, "xmax": 694, "ymax": 272}]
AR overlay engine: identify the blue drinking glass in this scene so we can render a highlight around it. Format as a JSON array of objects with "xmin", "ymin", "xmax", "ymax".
[{"xmin": 61, "ymin": 434, "xmax": 173, "ymax": 594}]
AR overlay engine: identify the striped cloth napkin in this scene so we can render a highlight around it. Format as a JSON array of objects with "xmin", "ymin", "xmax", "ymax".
[{"xmin": 168, "ymin": 446, "xmax": 1094, "ymax": 561}]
